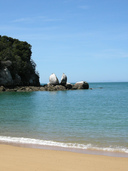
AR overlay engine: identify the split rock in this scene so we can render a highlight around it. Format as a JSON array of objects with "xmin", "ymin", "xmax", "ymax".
[
  {"xmin": 49, "ymin": 73, "xmax": 59, "ymax": 85},
  {"xmin": 61, "ymin": 73, "xmax": 67, "ymax": 85}
]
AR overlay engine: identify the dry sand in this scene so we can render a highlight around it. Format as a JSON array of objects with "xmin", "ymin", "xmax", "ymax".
[{"xmin": 0, "ymin": 144, "xmax": 128, "ymax": 171}]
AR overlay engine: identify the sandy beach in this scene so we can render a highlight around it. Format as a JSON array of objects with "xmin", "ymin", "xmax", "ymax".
[{"xmin": 0, "ymin": 144, "xmax": 128, "ymax": 171}]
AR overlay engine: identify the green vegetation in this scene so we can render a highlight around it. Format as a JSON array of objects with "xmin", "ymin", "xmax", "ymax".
[{"xmin": 0, "ymin": 35, "xmax": 39, "ymax": 85}]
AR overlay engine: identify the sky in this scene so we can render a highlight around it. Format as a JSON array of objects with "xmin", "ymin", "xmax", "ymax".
[{"xmin": 0, "ymin": 0, "xmax": 128, "ymax": 83}]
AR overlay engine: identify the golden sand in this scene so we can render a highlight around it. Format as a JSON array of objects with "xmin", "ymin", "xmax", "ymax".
[{"xmin": 0, "ymin": 144, "xmax": 128, "ymax": 171}]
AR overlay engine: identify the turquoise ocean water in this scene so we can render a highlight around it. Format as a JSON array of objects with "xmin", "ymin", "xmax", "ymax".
[{"xmin": 0, "ymin": 82, "xmax": 128, "ymax": 156}]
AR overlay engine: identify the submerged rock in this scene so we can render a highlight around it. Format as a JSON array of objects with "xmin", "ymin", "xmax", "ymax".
[{"xmin": 49, "ymin": 73, "xmax": 59, "ymax": 85}]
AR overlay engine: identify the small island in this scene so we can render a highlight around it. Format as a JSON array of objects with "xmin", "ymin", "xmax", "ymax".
[{"xmin": 0, "ymin": 35, "xmax": 89, "ymax": 92}]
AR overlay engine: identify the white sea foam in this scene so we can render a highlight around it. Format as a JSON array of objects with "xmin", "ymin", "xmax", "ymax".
[{"xmin": 0, "ymin": 136, "xmax": 128, "ymax": 154}]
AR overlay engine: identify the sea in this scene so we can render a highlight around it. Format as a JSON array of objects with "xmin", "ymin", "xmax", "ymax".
[{"xmin": 0, "ymin": 82, "xmax": 128, "ymax": 157}]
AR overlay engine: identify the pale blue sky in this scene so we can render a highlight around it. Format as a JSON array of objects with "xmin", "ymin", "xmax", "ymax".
[{"xmin": 0, "ymin": 0, "xmax": 128, "ymax": 83}]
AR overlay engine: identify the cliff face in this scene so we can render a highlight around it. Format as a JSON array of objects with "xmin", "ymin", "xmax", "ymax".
[
  {"xmin": 0, "ymin": 35, "xmax": 40, "ymax": 87},
  {"xmin": 0, "ymin": 67, "xmax": 13, "ymax": 86},
  {"xmin": 0, "ymin": 63, "xmax": 39, "ymax": 86}
]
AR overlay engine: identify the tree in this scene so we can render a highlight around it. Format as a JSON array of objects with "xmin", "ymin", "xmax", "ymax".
[{"xmin": 0, "ymin": 35, "xmax": 40, "ymax": 86}]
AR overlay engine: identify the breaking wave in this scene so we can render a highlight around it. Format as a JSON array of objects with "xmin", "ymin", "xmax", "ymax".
[{"xmin": 0, "ymin": 136, "xmax": 128, "ymax": 154}]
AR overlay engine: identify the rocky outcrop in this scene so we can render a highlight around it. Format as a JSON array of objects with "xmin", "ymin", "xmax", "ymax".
[
  {"xmin": 0, "ymin": 86, "xmax": 5, "ymax": 91},
  {"xmin": 0, "ymin": 67, "xmax": 89, "ymax": 92},
  {"xmin": 60, "ymin": 73, "xmax": 67, "ymax": 85},
  {"xmin": 45, "ymin": 84, "xmax": 66, "ymax": 91},
  {"xmin": 73, "ymin": 81, "xmax": 89, "ymax": 89},
  {"xmin": 0, "ymin": 60, "xmax": 40, "ymax": 87},
  {"xmin": 65, "ymin": 83, "xmax": 72, "ymax": 89},
  {"xmin": 0, "ymin": 35, "xmax": 40, "ymax": 87},
  {"xmin": 13, "ymin": 74, "xmax": 21, "ymax": 86},
  {"xmin": 0, "ymin": 81, "xmax": 89, "ymax": 92},
  {"xmin": 49, "ymin": 73, "xmax": 59, "ymax": 85},
  {"xmin": 0, "ymin": 67, "xmax": 13, "ymax": 86},
  {"xmin": 1, "ymin": 60, "xmax": 12, "ymax": 67}
]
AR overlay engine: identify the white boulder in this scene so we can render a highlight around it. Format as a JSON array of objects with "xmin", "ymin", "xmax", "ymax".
[{"xmin": 49, "ymin": 73, "xmax": 59, "ymax": 85}]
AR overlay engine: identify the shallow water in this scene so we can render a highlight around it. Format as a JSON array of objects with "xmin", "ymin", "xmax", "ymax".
[{"xmin": 0, "ymin": 82, "xmax": 128, "ymax": 156}]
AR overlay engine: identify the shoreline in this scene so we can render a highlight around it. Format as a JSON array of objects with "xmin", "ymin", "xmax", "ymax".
[
  {"xmin": 0, "ymin": 144, "xmax": 128, "ymax": 171},
  {"xmin": 0, "ymin": 138, "xmax": 128, "ymax": 158}
]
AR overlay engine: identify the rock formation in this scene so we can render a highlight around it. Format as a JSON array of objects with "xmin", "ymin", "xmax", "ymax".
[
  {"xmin": 0, "ymin": 60, "xmax": 39, "ymax": 87},
  {"xmin": 60, "ymin": 73, "xmax": 67, "ymax": 85},
  {"xmin": 66, "ymin": 83, "xmax": 72, "ymax": 89},
  {"xmin": 0, "ymin": 80, "xmax": 89, "ymax": 92},
  {"xmin": 0, "ymin": 67, "xmax": 13, "ymax": 86},
  {"xmin": 0, "ymin": 34, "xmax": 89, "ymax": 91},
  {"xmin": 0, "ymin": 35, "xmax": 40, "ymax": 87},
  {"xmin": 49, "ymin": 73, "xmax": 59, "ymax": 85},
  {"xmin": 73, "ymin": 81, "xmax": 89, "ymax": 89}
]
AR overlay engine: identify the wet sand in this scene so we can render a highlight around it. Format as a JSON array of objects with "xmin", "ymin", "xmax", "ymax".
[{"xmin": 0, "ymin": 144, "xmax": 128, "ymax": 171}]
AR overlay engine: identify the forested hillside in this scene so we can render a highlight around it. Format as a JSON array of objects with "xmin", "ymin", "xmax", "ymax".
[{"xmin": 0, "ymin": 35, "xmax": 40, "ymax": 86}]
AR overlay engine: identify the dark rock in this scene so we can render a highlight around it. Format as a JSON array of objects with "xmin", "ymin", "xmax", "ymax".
[
  {"xmin": 0, "ymin": 65, "xmax": 40, "ymax": 87},
  {"xmin": 17, "ymin": 86, "xmax": 40, "ymax": 92},
  {"xmin": 44, "ymin": 84, "xmax": 66, "ymax": 91},
  {"xmin": 13, "ymin": 74, "xmax": 22, "ymax": 86},
  {"xmin": 0, "ymin": 86, "xmax": 5, "ymax": 91},
  {"xmin": 28, "ymin": 74, "xmax": 40, "ymax": 86},
  {"xmin": 39, "ymin": 86, "xmax": 45, "ymax": 91},
  {"xmin": 0, "ymin": 67, "xmax": 13, "ymax": 86},
  {"xmin": 0, "ymin": 36, "xmax": 40, "ymax": 87},
  {"xmin": 73, "ymin": 81, "xmax": 89, "ymax": 89},
  {"xmin": 1, "ymin": 60, "xmax": 12, "ymax": 67},
  {"xmin": 0, "ymin": 81, "xmax": 89, "ymax": 92},
  {"xmin": 60, "ymin": 73, "xmax": 67, "ymax": 85},
  {"xmin": 65, "ymin": 83, "xmax": 73, "ymax": 89},
  {"xmin": 54, "ymin": 85, "xmax": 66, "ymax": 91}
]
